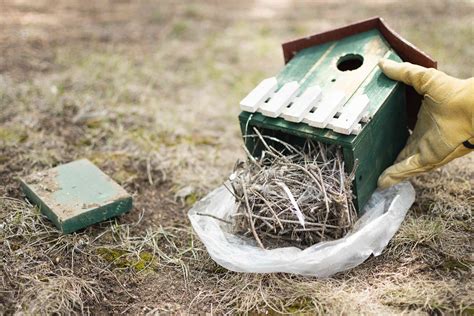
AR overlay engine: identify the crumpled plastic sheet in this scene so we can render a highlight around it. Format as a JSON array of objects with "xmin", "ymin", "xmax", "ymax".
[{"xmin": 188, "ymin": 181, "xmax": 415, "ymax": 277}]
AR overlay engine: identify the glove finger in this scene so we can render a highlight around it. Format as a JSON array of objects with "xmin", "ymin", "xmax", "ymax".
[
  {"xmin": 395, "ymin": 142, "xmax": 414, "ymax": 163},
  {"xmin": 377, "ymin": 154, "xmax": 425, "ymax": 189},
  {"xmin": 379, "ymin": 145, "xmax": 472, "ymax": 189},
  {"xmin": 378, "ymin": 59, "xmax": 453, "ymax": 99},
  {"xmin": 394, "ymin": 102, "xmax": 434, "ymax": 162}
]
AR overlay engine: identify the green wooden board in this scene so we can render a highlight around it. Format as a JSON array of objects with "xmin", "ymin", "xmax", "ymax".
[
  {"xmin": 239, "ymin": 29, "xmax": 408, "ymax": 212},
  {"xmin": 20, "ymin": 159, "xmax": 132, "ymax": 233}
]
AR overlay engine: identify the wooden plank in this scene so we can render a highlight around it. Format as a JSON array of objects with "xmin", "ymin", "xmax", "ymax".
[
  {"xmin": 240, "ymin": 77, "xmax": 277, "ymax": 112},
  {"xmin": 281, "ymin": 85, "xmax": 322, "ymax": 123},
  {"xmin": 303, "ymin": 90, "xmax": 345, "ymax": 128},
  {"xmin": 353, "ymin": 50, "xmax": 403, "ymax": 116},
  {"xmin": 352, "ymin": 124, "xmax": 362, "ymax": 135},
  {"xmin": 328, "ymin": 119, "xmax": 362, "ymax": 135},
  {"xmin": 282, "ymin": 17, "xmax": 380, "ymax": 63},
  {"xmin": 277, "ymin": 42, "xmax": 333, "ymax": 87},
  {"xmin": 295, "ymin": 29, "xmax": 389, "ymax": 106},
  {"xmin": 330, "ymin": 94, "xmax": 370, "ymax": 135},
  {"xmin": 259, "ymin": 81, "xmax": 299, "ymax": 118}
]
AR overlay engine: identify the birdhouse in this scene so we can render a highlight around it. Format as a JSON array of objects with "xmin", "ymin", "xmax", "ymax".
[{"xmin": 238, "ymin": 17, "xmax": 436, "ymax": 212}]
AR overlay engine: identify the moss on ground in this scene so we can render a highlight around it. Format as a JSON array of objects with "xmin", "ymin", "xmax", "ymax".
[
  {"xmin": 96, "ymin": 248, "xmax": 156, "ymax": 272},
  {"xmin": 184, "ymin": 193, "xmax": 199, "ymax": 207}
]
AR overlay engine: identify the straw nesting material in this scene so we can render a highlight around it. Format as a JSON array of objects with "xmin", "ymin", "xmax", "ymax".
[{"xmin": 228, "ymin": 129, "xmax": 357, "ymax": 249}]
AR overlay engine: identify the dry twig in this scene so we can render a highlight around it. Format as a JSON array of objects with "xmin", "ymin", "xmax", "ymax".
[{"xmin": 229, "ymin": 129, "xmax": 357, "ymax": 249}]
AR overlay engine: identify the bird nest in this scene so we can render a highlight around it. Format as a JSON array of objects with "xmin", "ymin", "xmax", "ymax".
[{"xmin": 228, "ymin": 129, "xmax": 357, "ymax": 249}]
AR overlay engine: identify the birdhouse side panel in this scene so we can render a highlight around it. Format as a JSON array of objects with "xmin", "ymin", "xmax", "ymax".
[{"xmin": 349, "ymin": 83, "xmax": 408, "ymax": 211}]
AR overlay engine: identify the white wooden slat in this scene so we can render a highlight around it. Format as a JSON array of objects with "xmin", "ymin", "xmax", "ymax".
[
  {"xmin": 259, "ymin": 81, "xmax": 299, "ymax": 118},
  {"xmin": 352, "ymin": 124, "xmax": 362, "ymax": 135},
  {"xmin": 326, "ymin": 117, "xmax": 337, "ymax": 130},
  {"xmin": 326, "ymin": 120, "xmax": 363, "ymax": 135},
  {"xmin": 239, "ymin": 77, "xmax": 278, "ymax": 112},
  {"xmin": 330, "ymin": 94, "xmax": 370, "ymax": 135},
  {"xmin": 302, "ymin": 90, "xmax": 345, "ymax": 128},
  {"xmin": 281, "ymin": 85, "xmax": 322, "ymax": 123},
  {"xmin": 326, "ymin": 117, "xmax": 362, "ymax": 135}
]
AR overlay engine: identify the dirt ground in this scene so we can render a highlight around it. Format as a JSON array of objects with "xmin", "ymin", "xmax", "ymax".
[{"xmin": 1, "ymin": 0, "xmax": 473, "ymax": 314}]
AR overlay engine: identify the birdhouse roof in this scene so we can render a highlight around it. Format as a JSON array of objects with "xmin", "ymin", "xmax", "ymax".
[{"xmin": 281, "ymin": 17, "xmax": 437, "ymax": 129}]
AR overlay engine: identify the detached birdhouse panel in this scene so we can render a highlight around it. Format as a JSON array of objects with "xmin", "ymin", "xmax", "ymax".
[{"xmin": 20, "ymin": 159, "xmax": 132, "ymax": 233}]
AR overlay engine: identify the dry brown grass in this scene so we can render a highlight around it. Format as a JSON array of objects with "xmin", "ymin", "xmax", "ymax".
[
  {"xmin": 1, "ymin": 0, "xmax": 473, "ymax": 314},
  {"xmin": 0, "ymin": 196, "xmax": 201, "ymax": 314},
  {"xmin": 17, "ymin": 274, "xmax": 99, "ymax": 315}
]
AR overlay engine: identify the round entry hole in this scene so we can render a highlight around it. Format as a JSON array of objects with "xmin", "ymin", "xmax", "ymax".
[{"xmin": 337, "ymin": 54, "xmax": 364, "ymax": 71}]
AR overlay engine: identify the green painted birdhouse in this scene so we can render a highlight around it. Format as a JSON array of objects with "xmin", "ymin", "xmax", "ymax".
[{"xmin": 238, "ymin": 17, "xmax": 436, "ymax": 212}]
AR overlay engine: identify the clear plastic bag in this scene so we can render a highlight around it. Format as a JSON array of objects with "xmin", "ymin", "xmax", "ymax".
[{"xmin": 188, "ymin": 181, "xmax": 415, "ymax": 277}]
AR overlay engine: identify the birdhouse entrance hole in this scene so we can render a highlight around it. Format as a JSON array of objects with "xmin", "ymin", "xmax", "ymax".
[{"xmin": 337, "ymin": 54, "xmax": 364, "ymax": 71}]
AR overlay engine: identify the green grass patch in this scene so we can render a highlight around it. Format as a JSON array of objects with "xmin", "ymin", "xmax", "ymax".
[{"xmin": 0, "ymin": 126, "xmax": 28, "ymax": 144}]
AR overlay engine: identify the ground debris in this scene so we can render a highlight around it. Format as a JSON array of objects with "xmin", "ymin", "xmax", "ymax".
[{"xmin": 229, "ymin": 129, "xmax": 357, "ymax": 249}]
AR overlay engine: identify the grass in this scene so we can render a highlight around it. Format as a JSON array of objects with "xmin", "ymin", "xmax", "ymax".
[
  {"xmin": 16, "ymin": 273, "xmax": 99, "ymax": 315},
  {"xmin": 0, "ymin": 196, "xmax": 200, "ymax": 314},
  {"xmin": 1, "ymin": 0, "xmax": 473, "ymax": 314}
]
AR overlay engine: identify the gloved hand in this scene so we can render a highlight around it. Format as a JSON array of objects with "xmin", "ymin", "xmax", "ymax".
[{"xmin": 377, "ymin": 59, "xmax": 474, "ymax": 189}]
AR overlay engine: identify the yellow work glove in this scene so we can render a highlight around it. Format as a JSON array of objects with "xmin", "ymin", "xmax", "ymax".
[{"xmin": 377, "ymin": 59, "xmax": 474, "ymax": 189}]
